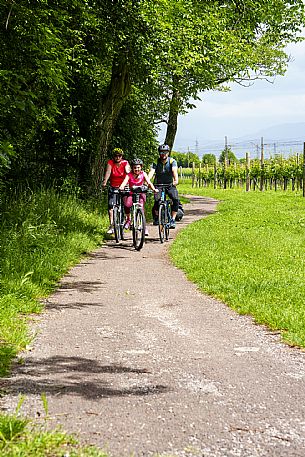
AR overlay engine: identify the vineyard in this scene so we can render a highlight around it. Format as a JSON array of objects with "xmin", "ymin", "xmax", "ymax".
[{"xmin": 179, "ymin": 153, "xmax": 305, "ymax": 193}]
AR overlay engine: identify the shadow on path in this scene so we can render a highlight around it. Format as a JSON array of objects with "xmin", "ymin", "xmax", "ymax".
[{"xmin": 8, "ymin": 356, "xmax": 170, "ymax": 400}]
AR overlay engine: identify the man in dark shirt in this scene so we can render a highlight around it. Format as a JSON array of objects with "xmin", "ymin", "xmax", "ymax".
[{"xmin": 148, "ymin": 144, "xmax": 179, "ymax": 228}]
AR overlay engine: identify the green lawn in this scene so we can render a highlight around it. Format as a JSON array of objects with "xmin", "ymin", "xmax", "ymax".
[{"xmin": 171, "ymin": 185, "xmax": 305, "ymax": 347}]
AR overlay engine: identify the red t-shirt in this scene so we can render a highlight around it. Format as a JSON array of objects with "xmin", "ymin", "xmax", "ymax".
[{"xmin": 108, "ymin": 159, "xmax": 129, "ymax": 187}]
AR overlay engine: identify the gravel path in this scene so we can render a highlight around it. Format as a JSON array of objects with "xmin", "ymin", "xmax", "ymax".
[{"xmin": 2, "ymin": 195, "xmax": 305, "ymax": 457}]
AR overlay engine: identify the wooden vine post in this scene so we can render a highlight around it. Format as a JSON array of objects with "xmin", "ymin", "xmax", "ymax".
[
  {"xmin": 192, "ymin": 162, "xmax": 195, "ymax": 187},
  {"xmin": 246, "ymin": 152, "xmax": 250, "ymax": 192},
  {"xmin": 260, "ymin": 137, "xmax": 264, "ymax": 191}
]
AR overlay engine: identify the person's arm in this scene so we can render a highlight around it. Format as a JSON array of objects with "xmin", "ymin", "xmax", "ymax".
[
  {"xmin": 143, "ymin": 172, "xmax": 158, "ymax": 193},
  {"xmin": 148, "ymin": 166, "xmax": 155, "ymax": 181},
  {"xmin": 119, "ymin": 174, "xmax": 129, "ymax": 190},
  {"xmin": 102, "ymin": 163, "xmax": 112, "ymax": 187},
  {"xmin": 172, "ymin": 166, "xmax": 179, "ymax": 186},
  {"xmin": 125, "ymin": 161, "xmax": 131, "ymax": 173}
]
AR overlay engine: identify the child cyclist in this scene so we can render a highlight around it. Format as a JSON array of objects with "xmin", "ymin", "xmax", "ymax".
[{"xmin": 119, "ymin": 158, "xmax": 158, "ymax": 236}]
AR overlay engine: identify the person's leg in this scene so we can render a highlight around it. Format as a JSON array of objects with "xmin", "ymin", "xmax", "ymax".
[
  {"xmin": 139, "ymin": 193, "xmax": 147, "ymax": 208},
  {"xmin": 167, "ymin": 186, "xmax": 179, "ymax": 227},
  {"xmin": 107, "ymin": 188, "xmax": 115, "ymax": 233},
  {"xmin": 152, "ymin": 190, "xmax": 161, "ymax": 224},
  {"xmin": 123, "ymin": 195, "xmax": 132, "ymax": 228},
  {"xmin": 139, "ymin": 194, "xmax": 149, "ymax": 235}
]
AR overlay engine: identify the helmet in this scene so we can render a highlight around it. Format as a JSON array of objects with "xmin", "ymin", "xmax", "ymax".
[
  {"xmin": 113, "ymin": 147, "xmax": 124, "ymax": 156},
  {"xmin": 131, "ymin": 157, "xmax": 143, "ymax": 167},
  {"xmin": 158, "ymin": 144, "xmax": 170, "ymax": 154}
]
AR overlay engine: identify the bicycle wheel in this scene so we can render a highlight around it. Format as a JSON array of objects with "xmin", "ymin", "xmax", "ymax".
[
  {"xmin": 113, "ymin": 206, "xmax": 121, "ymax": 243},
  {"xmin": 165, "ymin": 202, "xmax": 170, "ymax": 241},
  {"xmin": 158, "ymin": 203, "xmax": 166, "ymax": 243},
  {"xmin": 119, "ymin": 204, "xmax": 125, "ymax": 240},
  {"xmin": 133, "ymin": 208, "xmax": 145, "ymax": 251}
]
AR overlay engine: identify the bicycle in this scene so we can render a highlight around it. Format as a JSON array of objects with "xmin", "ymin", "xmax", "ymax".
[
  {"xmin": 157, "ymin": 184, "xmax": 172, "ymax": 243},
  {"xmin": 112, "ymin": 187, "xmax": 127, "ymax": 243},
  {"xmin": 130, "ymin": 185, "xmax": 148, "ymax": 251}
]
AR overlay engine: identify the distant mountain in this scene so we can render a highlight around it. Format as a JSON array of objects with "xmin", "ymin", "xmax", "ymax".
[
  {"xmin": 174, "ymin": 122, "xmax": 305, "ymax": 159},
  {"xmin": 239, "ymin": 122, "xmax": 305, "ymax": 142}
]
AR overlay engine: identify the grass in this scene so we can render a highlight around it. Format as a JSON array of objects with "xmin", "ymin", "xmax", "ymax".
[
  {"xmin": 0, "ymin": 412, "xmax": 107, "ymax": 456},
  {"xmin": 0, "ymin": 395, "xmax": 107, "ymax": 456},
  {"xmin": 0, "ymin": 188, "xmax": 109, "ymax": 376},
  {"xmin": 171, "ymin": 184, "xmax": 305, "ymax": 347}
]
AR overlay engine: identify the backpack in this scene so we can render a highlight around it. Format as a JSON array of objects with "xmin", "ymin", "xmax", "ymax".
[{"xmin": 175, "ymin": 201, "xmax": 184, "ymax": 221}]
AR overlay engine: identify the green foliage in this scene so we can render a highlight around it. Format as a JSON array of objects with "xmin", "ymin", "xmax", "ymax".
[
  {"xmin": 0, "ymin": 0, "xmax": 304, "ymax": 191},
  {"xmin": 202, "ymin": 154, "xmax": 216, "ymax": 165},
  {"xmin": 219, "ymin": 147, "xmax": 239, "ymax": 164},
  {"xmin": 180, "ymin": 153, "xmax": 304, "ymax": 190},
  {"xmin": 171, "ymin": 151, "xmax": 200, "ymax": 167},
  {"xmin": 111, "ymin": 89, "xmax": 159, "ymax": 168}
]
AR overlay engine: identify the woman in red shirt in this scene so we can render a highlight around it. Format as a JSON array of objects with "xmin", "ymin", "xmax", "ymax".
[{"xmin": 102, "ymin": 148, "xmax": 130, "ymax": 234}]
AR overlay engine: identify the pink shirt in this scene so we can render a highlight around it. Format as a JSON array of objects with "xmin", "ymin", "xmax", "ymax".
[{"xmin": 128, "ymin": 171, "xmax": 145, "ymax": 188}]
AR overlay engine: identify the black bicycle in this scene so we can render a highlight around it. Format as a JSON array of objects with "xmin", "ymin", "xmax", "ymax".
[
  {"xmin": 112, "ymin": 188, "xmax": 127, "ymax": 243},
  {"xmin": 130, "ymin": 185, "xmax": 148, "ymax": 251},
  {"xmin": 157, "ymin": 184, "xmax": 172, "ymax": 243}
]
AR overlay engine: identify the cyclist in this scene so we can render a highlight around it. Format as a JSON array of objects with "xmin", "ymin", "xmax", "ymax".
[
  {"xmin": 102, "ymin": 148, "xmax": 131, "ymax": 234},
  {"xmin": 119, "ymin": 158, "xmax": 158, "ymax": 236},
  {"xmin": 148, "ymin": 144, "xmax": 179, "ymax": 228}
]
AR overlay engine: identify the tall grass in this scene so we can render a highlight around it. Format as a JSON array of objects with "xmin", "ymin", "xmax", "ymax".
[
  {"xmin": 171, "ymin": 185, "xmax": 305, "ymax": 347},
  {"xmin": 0, "ymin": 189, "xmax": 108, "ymax": 376}
]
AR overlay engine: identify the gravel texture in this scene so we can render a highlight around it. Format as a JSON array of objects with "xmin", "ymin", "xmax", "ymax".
[{"xmin": 2, "ymin": 195, "xmax": 305, "ymax": 457}]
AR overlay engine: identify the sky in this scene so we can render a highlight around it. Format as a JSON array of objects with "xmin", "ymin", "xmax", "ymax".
[{"xmin": 158, "ymin": 36, "xmax": 305, "ymax": 156}]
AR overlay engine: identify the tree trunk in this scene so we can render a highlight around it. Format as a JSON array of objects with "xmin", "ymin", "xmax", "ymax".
[
  {"xmin": 165, "ymin": 77, "xmax": 181, "ymax": 152},
  {"xmin": 91, "ymin": 56, "xmax": 131, "ymax": 191}
]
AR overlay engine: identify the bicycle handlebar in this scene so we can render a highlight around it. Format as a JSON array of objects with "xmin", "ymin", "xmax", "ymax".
[
  {"xmin": 155, "ymin": 183, "xmax": 173, "ymax": 189},
  {"xmin": 131, "ymin": 185, "xmax": 148, "ymax": 193}
]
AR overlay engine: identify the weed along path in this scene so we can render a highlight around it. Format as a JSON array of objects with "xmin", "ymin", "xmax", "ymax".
[{"xmin": 2, "ymin": 195, "xmax": 305, "ymax": 456}]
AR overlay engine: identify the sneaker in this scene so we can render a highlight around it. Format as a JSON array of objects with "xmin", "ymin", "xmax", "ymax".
[
  {"xmin": 169, "ymin": 218, "xmax": 176, "ymax": 229},
  {"xmin": 153, "ymin": 218, "xmax": 159, "ymax": 226},
  {"xmin": 145, "ymin": 227, "xmax": 149, "ymax": 236},
  {"xmin": 106, "ymin": 225, "xmax": 114, "ymax": 234},
  {"xmin": 124, "ymin": 219, "xmax": 131, "ymax": 230}
]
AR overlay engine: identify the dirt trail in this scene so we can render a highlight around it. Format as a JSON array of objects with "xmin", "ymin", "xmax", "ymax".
[{"xmin": 2, "ymin": 195, "xmax": 305, "ymax": 457}]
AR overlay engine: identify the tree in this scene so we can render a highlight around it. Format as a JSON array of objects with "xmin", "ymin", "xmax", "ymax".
[
  {"xmin": 156, "ymin": 0, "xmax": 305, "ymax": 149},
  {"xmin": 202, "ymin": 154, "xmax": 216, "ymax": 166},
  {"xmin": 219, "ymin": 148, "xmax": 238, "ymax": 164},
  {"xmin": 171, "ymin": 151, "xmax": 200, "ymax": 167}
]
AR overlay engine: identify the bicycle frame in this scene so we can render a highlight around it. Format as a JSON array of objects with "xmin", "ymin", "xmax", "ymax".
[
  {"xmin": 157, "ymin": 185, "xmax": 171, "ymax": 243},
  {"xmin": 130, "ymin": 186, "xmax": 147, "ymax": 251},
  {"xmin": 112, "ymin": 188, "xmax": 126, "ymax": 243}
]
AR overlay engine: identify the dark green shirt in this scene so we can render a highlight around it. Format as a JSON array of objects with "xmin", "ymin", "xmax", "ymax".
[{"xmin": 151, "ymin": 157, "xmax": 177, "ymax": 185}]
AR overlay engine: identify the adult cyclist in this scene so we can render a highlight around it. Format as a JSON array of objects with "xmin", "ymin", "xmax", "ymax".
[
  {"xmin": 148, "ymin": 144, "xmax": 179, "ymax": 228},
  {"xmin": 102, "ymin": 148, "xmax": 130, "ymax": 234}
]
